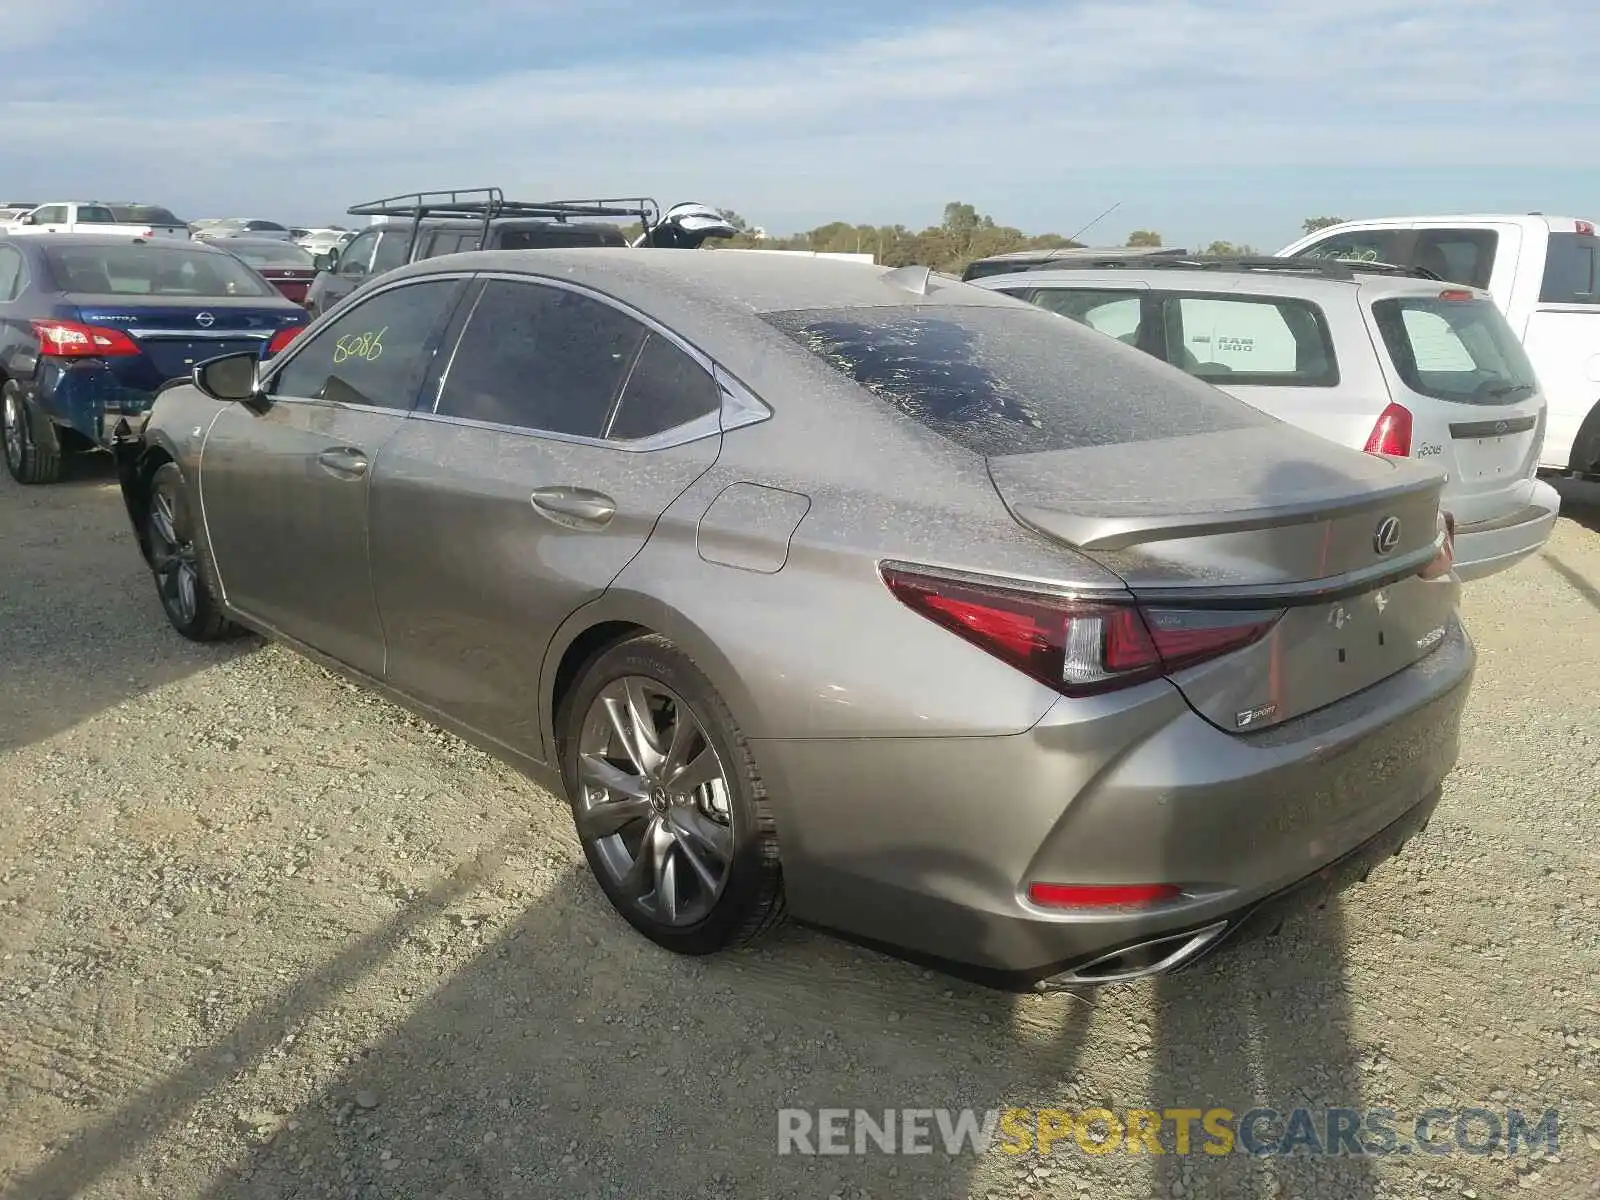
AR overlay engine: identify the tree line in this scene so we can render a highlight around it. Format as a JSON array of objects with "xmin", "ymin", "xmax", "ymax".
[{"xmin": 681, "ymin": 206, "xmax": 1349, "ymax": 274}]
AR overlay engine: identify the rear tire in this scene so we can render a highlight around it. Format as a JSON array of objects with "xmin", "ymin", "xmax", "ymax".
[
  {"xmin": 2, "ymin": 382, "xmax": 62, "ymax": 485},
  {"xmin": 145, "ymin": 462, "xmax": 244, "ymax": 642},
  {"xmin": 559, "ymin": 634, "xmax": 785, "ymax": 955}
]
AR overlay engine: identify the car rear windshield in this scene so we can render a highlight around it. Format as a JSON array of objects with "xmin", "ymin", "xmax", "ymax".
[
  {"xmin": 1371, "ymin": 296, "xmax": 1538, "ymax": 405},
  {"xmin": 761, "ymin": 304, "xmax": 1276, "ymax": 457},
  {"xmin": 1539, "ymin": 233, "xmax": 1600, "ymax": 305},
  {"xmin": 225, "ymin": 241, "xmax": 314, "ymax": 268},
  {"xmin": 108, "ymin": 205, "xmax": 183, "ymax": 226},
  {"xmin": 43, "ymin": 243, "xmax": 277, "ymax": 298}
]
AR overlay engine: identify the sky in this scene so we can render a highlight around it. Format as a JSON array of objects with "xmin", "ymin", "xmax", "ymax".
[{"xmin": 4, "ymin": 0, "xmax": 1599, "ymax": 249}]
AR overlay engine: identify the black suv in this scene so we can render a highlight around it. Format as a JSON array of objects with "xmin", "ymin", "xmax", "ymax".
[{"xmin": 305, "ymin": 188, "xmax": 733, "ymax": 317}]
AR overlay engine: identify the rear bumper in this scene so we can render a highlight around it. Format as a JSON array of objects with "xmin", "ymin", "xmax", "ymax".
[
  {"xmin": 1452, "ymin": 480, "xmax": 1561, "ymax": 581},
  {"xmin": 756, "ymin": 618, "xmax": 1474, "ymax": 987}
]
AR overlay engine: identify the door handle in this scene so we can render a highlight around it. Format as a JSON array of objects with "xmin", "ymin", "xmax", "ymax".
[
  {"xmin": 316, "ymin": 447, "xmax": 369, "ymax": 479},
  {"xmin": 530, "ymin": 486, "xmax": 617, "ymax": 529}
]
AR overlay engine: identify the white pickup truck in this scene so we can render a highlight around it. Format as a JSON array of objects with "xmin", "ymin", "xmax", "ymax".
[
  {"xmin": 5, "ymin": 201, "xmax": 188, "ymax": 240},
  {"xmin": 1279, "ymin": 214, "xmax": 1600, "ymax": 478},
  {"xmin": 1280, "ymin": 216, "xmax": 1600, "ymax": 480}
]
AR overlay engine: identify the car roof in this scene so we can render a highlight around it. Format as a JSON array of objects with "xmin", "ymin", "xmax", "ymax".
[
  {"xmin": 970, "ymin": 261, "xmax": 1474, "ymax": 300},
  {"xmin": 384, "ymin": 248, "xmax": 1022, "ymax": 374}
]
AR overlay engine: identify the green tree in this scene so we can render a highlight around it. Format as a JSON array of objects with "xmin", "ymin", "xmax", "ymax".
[
  {"xmin": 1126, "ymin": 230, "xmax": 1163, "ymax": 247},
  {"xmin": 1301, "ymin": 216, "xmax": 1344, "ymax": 234}
]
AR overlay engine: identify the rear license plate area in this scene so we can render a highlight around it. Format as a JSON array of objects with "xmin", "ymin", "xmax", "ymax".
[{"xmin": 1452, "ymin": 434, "xmax": 1519, "ymax": 483}]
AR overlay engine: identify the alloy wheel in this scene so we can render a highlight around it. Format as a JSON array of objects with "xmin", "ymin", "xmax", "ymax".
[
  {"xmin": 148, "ymin": 486, "xmax": 200, "ymax": 627},
  {"xmin": 2, "ymin": 390, "xmax": 26, "ymax": 473},
  {"xmin": 575, "ymin": 675, "xmax": 735, "ymax": 927}
]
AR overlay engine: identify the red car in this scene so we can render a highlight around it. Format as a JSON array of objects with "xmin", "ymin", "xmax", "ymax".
[{"xmin": 204, "ymin": 236, "xmax": 317, "ymax": 305}]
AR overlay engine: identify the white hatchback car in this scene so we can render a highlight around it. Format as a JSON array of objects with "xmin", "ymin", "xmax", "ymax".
[{"xmin": 970, "ymin": 255, "xmax": 1561, "ymax": 581}]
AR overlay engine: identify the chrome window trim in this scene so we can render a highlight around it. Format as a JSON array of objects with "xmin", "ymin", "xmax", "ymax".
[
  {"xmin": 420, "ymin": 270, "xmax": 773, "ymax": 451},
  {"xmin": 130, "ymin": 328, "xmax": 274, "ymax": 340},
  {"xmin": 260, "ymin": 273, "xmax": 477, "ymax": 409}
]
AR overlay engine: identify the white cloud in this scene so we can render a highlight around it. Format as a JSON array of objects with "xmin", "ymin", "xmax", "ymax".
[{"xmin": 0, "ymin": 0, "xmax": 1595, "ymax": 233}]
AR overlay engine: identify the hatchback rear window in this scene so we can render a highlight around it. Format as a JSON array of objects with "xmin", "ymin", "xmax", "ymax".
[
  {"xmin": 1538, "ymin": 233, "xmax": 1600, "ymax": 305},
  {"xmin": 761, "ymin": 304, "xmax": 1275, "ymax": 458},
  {"xmin": 43, "ymin": 243, "xmax": 277, "ymax": 298},
  {"xmin": 1371, "ymin": 296, "xmax": 1538, "ymax": 406}
]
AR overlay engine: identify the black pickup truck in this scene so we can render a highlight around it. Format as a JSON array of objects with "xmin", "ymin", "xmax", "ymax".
[{"xmin": 304, "ymin": 188, "xmax": 734, "ymax": 318}]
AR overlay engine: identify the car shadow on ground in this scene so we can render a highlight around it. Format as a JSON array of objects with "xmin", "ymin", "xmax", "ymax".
[
  {"xmin": 7, "ymin": 853, "xmax": 1381, "ymax": 1200},
  {"xmin": 0, "ymin": 455, "xmax": 259, "ymax": 753}
]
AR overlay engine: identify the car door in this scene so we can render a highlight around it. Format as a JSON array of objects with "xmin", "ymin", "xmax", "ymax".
[
  {"xmin": 31, "ymin": 205, "xmax": 68, "ymax": 233},
  {"xmin": 199, "ymin": 275, "xmax": 468, "ymax": 675},
  {"xmin": 369, "ymin": 275, "xmax": 724, "ymax": 760}
]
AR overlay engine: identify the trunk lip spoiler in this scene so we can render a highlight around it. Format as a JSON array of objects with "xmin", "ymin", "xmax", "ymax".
[{"xmin": 1001, "ymin": 467, "xmax": 1442, "ymax": 552}]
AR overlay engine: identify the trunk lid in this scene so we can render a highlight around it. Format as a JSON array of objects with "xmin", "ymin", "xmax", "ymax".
[
  {"xmin": 987, "ymin": 424, "xmax": 1457, "ymax": 732},
  {"xmin": 68, "ymin": 295, "xmax": 305, "ymax": 390}
]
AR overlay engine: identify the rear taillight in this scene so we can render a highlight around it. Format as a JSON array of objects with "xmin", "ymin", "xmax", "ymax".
[
  {"xmin": 266, "ymin": 326, "xmax": 305, "ymax": 355},
  {"xmin": 1364, "ymin": 402, "xmax": 1413, "ymax": 456},
  {"xmin": 880, "ymin": 564, "xmax": 1280, "ymax": 697},
  {"xmin": 1577, "ymin": 220, "xmax": 1595, "ymax": 236},
  {"xmin": 1421, "ymin": 510, "xmax": 1456, "ymax": 580},
  {"xmin": 32, "ymin": 319, "xmax": 140, "ymax": 358}
]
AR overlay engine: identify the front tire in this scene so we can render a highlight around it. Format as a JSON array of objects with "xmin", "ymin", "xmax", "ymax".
[
  {"xmin": 559, "ymin": 635, "xmax": 785, "ymax": 955},
  {"xmin": 145, "ymin": 462, "xmax": 243, "ymax": 642},
  {"xmin": 2, "ymin": 382, "xmax": 62, "ymax": 485}
]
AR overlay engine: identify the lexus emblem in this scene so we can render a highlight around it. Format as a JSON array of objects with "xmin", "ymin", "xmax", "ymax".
[
  {"xmin": 1373, "ymin": 516, "xmax": 1402, "ymax": 555},
  {"xmin": 196, "ymin": 311, "xmax": 215, "ymax": 328}
]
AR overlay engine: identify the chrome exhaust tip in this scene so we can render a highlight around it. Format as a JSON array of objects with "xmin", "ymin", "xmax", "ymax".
[{"xmin": 1036, "ymin": 920, "xmax": 1231, "ymax": 989}]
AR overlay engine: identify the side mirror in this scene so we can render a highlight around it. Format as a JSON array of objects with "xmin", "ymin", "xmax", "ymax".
[{"xmin": 193, "ymin": 352, "xmax": 262, "ymax": 405}]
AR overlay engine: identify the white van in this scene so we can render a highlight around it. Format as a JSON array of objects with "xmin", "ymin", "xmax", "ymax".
[{"xmin": 1278, "ymin": 215, "xmax": 1600, "ymax": 477}]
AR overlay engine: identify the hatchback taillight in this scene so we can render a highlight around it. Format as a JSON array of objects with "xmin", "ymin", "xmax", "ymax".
[
  {"xmin": 1364, "ymin": 402, "xmax": 1413, "ymax": 457},
  {"xmin": 32, "ymin": 319, "xmax": 140, "ymax": 358},
  {"xmin": 880, "ymin": 564, "xmax": 1281, "ymax": 697}
]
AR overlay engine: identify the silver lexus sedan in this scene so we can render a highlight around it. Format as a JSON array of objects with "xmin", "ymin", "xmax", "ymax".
[{"xmin": 112, "ymin": 249, "xmax": 1474, "ymax": 989}]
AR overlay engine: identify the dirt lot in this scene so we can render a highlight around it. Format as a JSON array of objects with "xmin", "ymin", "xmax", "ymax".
[{"xmin": 1, "ymin": 460, "xmax": 1597, "ymax": 1200}]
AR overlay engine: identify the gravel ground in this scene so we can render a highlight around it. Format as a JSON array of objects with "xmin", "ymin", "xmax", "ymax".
[{"xmin": 1, "ymin": 459, "xmax": 1597, "ymax": 1200}]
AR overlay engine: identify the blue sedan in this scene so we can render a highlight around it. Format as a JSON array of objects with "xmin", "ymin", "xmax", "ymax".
[{"xmin": 1, "ymin": 233, "xmax": 309, "ymax": 484}]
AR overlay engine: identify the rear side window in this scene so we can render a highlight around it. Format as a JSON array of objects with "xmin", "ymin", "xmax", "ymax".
[
  {"xmin": 606, "ymin": 333, "xmax": 720, "ymax": 440},
  {"xmin": 371, "ymin": 230, "xmax": 411, "ymax": 274},
  {"xmin": 1539, "ymin": 233, "xmax": 1600, "ymax": 304},
  {"xmin": 496, "ymin": 225, "xmax": 627, "ymax": 251},
  {"xmin": 0, "ymin": 246, "xmax": 24, "ymax": 301},
  {"xmin": 436, "ymin": 279, "xmax": 648, "ymax": 437},
  {"xmin": 1372, "ymin": 296, "xmax": 1538, "ymax": 406},
  {"xmin": 76, "ymin": 205, "xmax": 118, "ymax": 224},
  {"xmin": 1166, "ymin": 295, "xmax": 1338, "ymax": 387},
  {"xmin": 1027, "ymin": 289, "xmax": 1143, "ymax": 345},
  {"xmin": 761, "ymin": 304, "xmax": 1274, "ymax": 458}
]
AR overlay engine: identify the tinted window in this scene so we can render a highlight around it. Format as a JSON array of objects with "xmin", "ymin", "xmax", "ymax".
[
  {"xmin": 1027, "ymin": 288, "xmax": 1143, "ymax": 345},
  {"xmin": 762, "ymin": 304, "xmax": 1274, "ymax": 457},
  {"xmin": 270, "ymin": 279, "xmax": 461, "ymax": 409},
  {"xmin": 1411, "ymin": 229, "xmax": 1497, "ymax": 288},
  {"xmin": 1166, "ymin": 295, "xmax": 1338, "ymax": 386},
  {"xmin": 108, "ymin": 205, "xmax": 183, "ymax": 225},
  {"xmin": 436, "ymin": 280, "xmax": 648, "ymax": 436},
  {"xmin": 607, "ymin": 333, "xmax": 720, "ymax": 440},
  {"xmin": 42, "ymin": 243, "xmax": 276, "ymax": 297},
  {"xmin": 1539, "ymin": 233, "xmax": 1600, "ymax": 305},
  {"xmin": 246, "ymin": 220, "xmax": 288, "ymax": 232},
  {"xmin": 423, "ymin": 230, "xmax": 477, "ymax": 257},
  {"xmin": 336, "ymin": 229, "xmax": 379, "ymax": 276},
  {"xmin": 76, "ymin": 205, "xmax": 117, "ymax": 224},
  {"xmin": 226, "ymin": 241, "xmax": 315, "ymax": 268},
  {"xmin": 497, "ymin": 225, "xmax": 626, "ymax": 251},
  {"xmin": 1372, "ymin": 297, "xmax": 1537, "ymax": 406},
  {"xmin": 371, "ymin": 230, "xmax": 411, "ymax": 274},
  {"xmin": 1294, "ymin": 229, "xmax": 1404, "ymax": 267},
  {"xmin": 0, "ymin": 247, "xmax": 23, "ymax": 301}
]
